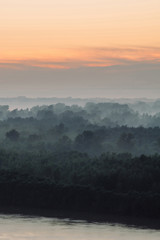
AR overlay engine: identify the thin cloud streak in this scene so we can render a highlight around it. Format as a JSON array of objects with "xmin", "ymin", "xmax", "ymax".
[{"xmin": 0, "ymin": 46, "xmax": 160, "ymax": 70}]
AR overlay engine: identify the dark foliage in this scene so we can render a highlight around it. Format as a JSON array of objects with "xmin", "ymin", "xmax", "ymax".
[
  {"xmin": 0, "ymin": 150, "xmax": 159, "ymax": 217},
  {"xmin": 0, "ymin": 101, "xmax": 159, "ymax": 218}
]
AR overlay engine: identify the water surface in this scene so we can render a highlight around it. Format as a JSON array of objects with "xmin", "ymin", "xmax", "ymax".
[{"xmin": 0, "ymin": 214, "xmax": 160, "ymax": 240}]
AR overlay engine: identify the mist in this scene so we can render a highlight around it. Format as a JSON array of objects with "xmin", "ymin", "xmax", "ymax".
[{"xmin": 0, "ymin": 62, "xmax": 160, "ymax": 99}]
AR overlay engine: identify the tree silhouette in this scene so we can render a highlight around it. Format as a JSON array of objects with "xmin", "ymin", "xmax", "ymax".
[{"xmin": 6, "ymin": 129, "xmax": 20, "ymax": 141}]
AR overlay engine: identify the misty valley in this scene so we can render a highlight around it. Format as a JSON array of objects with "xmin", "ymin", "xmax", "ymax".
[{"xmin": 0, "ymin": 99, "xmax": 159, "ymax": 220}]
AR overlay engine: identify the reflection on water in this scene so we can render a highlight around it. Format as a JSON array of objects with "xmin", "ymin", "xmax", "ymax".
[{"xmin": 0, "ymin": 214, "xmax": 160, "ymax": 240}]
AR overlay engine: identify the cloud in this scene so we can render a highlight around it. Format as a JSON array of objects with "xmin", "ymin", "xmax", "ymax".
[{"xmin": 0, "ymin": 46, "xmax": 160, "ymax": 70}]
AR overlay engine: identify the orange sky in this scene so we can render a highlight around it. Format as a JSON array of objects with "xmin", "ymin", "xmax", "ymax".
[
  {"xmin": 0, "ymin": 0, "xmax": 160, "ymax": 69},
  {"xmin": 0, "ymin": 0, "xmax": 160, "ymax": 99}
]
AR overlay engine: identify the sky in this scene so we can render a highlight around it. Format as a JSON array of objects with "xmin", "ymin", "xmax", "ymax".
[{"xmin": 0, "ymin": 0, "xmax": 160, "ymax": 98}]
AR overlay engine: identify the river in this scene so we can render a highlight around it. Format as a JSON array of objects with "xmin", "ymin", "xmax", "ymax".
[{"xmin": 0, "ymin": 213, "xmax": 160, "ymax": 240}]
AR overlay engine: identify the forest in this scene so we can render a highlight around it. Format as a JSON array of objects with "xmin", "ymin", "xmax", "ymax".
[{"xmin": 0, "ymin": 100, "xmax": 160, "ymax": 218}]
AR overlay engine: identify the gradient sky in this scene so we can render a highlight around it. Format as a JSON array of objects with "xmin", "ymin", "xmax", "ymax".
[{"xmin": 0, "ymin": 0, "xmax": 160, "ymax": 98}]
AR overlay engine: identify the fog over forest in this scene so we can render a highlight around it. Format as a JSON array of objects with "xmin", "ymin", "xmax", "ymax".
[
  {"xmin": 0, "ymin": 96, "xmax": 160, "ymax": 114},
  {"xmin": 0, "ymin": 97, "xmax": 160, "ymax": 217},
  {"xmin": 0, "ymin": 98, "xmax": 160, "ymax": 156}
]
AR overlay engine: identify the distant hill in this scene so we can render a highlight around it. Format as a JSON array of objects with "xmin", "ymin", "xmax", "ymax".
[{"xmin": 0, "ymin": 96, "xmax": 159, "ymax": 114}]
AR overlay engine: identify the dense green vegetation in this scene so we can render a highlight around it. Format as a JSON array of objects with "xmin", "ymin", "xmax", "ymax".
[{"xmin": 0, "ymin": 101, "xmax": 160, "ymax": 217}]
